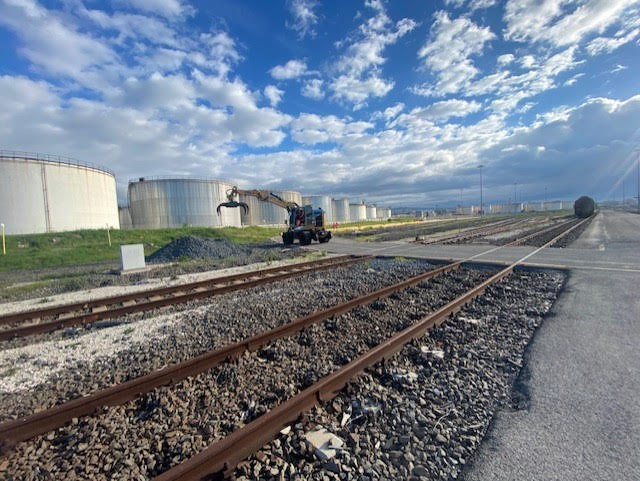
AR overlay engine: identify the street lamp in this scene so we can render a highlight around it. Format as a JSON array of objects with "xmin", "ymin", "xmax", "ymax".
[
  {"xmin": 478, "ymin": 165, "xmax": 484, "ymax": 216},
  {"xmin": 1, "ymin": 223, "xmax": 5, "ymax": 255}
]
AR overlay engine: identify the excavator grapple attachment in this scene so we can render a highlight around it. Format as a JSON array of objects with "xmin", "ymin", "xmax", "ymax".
[{"xmin": 216, "ymin": 201, "xmax": 249, "ymax": 215}]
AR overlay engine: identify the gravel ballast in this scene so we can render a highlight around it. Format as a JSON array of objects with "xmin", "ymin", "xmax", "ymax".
[
  {"xmin": 0, "ymin": 265, "xmax": 566, "ymax": 481},
  {"xmin": 236, "ymin": 269, "xmax": 565, "ymax": 481},
  {"xmin": 0, "ymin": 258, "xmax": 433, "ymax": 421}
]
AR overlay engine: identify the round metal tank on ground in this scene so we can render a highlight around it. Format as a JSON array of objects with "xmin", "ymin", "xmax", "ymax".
[
  {"xmin": 118, "ymin": 206, "xmax": 132, "ymax": 229},
  {"xmin": 349, "ymin": 203, "xmax": 367, "ymax": 221},
  {"xmin": 376, "ymin": 207, "xmax": 391, "ymax": 219},
  {"xmin": 128, "ymin": 177, "xmax": 241, "ymax": 229},
  {"xmin": 366, "ymin": 205, "xmax": 377, "ymax": 220},
  {"xmin": 0, "ymin": 151, "xmax": 119, "ymax": 235},
  {"xmin": 302, "ymin": 195, "xmax": 333, "ymax": 223},
  {"xmin": 240, "ymin": 190, "xmax": 302, "ymax": 225},
  {"xmin": 332, "ymin": 198, "xmax": 350, "ymax": 223}
]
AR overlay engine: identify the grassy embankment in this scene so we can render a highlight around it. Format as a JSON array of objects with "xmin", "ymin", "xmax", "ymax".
[{"xmin": 0, "ymin": 226, "xmax": 282, "ymax": 272}]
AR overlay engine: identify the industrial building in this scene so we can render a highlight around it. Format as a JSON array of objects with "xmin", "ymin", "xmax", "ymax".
[
  {"xmin": 489, "ymin": 203, "xmax": 522, "ymax": 214},
  {"xmin": 523, "ymin": 201, "xmax": 571, "ymax": 212},
  {"xmin": 240, "ymin": 190, "xmax": 302, "ymax": 225},
  {"xmin": 332, "ymin": 198, "xmax": 350, "ymax": 223},
  {"xmin": 302, "ymin": 195, "xmax": 333, "ymax": 223},
  {"xmin": 349, "ymin": 203, "xmax": 367, "ymax": 221},
  {"xmin": 0, "ymin": 151, "xmax": 119, "ymax": 235},
  {"xmin": 127, "ymin": 177, "xmax": 241, "ymax": 229}
]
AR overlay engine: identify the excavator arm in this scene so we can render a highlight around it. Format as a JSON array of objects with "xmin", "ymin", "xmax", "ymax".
[{"xmin": 216, "ymin": 186, "xmax": 299, "ymax": 215}]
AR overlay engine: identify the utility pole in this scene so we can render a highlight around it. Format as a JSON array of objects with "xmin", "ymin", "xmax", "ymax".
[
  {"xmin": 637, "ymin": 150, "xmax": 640, "ymax": 213},
  {"xmin": 544, "ymin": 187, "xmax": 548, "ymax": 211},
  {"xmin": 478, "ymin": 165, "xmax": 484, "ymax": 216},
  {"xmin": 514, "ymin": 182, "xmax": 517, "ymax": 205}
]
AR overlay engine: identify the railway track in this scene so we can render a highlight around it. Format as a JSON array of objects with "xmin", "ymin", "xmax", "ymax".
[
  {"xmin": 0, "ymin": 216, "xmax": 592, "ymax": 479},
  {"xmin": 0, "ymin": 254, "xmax": 369, "ymax": 341}
]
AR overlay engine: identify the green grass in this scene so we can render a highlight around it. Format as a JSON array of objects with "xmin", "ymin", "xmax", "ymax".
[
  {"xmin": 336, "ymin": 216, "xmax": 421, "ymax": 229},
  {"xmin": 0, "ymin": 226, "xmax": 281, "ymax": 272}
]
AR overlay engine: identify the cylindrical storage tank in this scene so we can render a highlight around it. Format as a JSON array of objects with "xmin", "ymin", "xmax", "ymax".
[
  {"xmin": 302, "ymin": 195, "xmax": 333, "ymax": 223},
  {"xmin": 376, "ymin": 207, "xmax": 391, "ymax": 219},
  {"xmin": 118, "ymin": 206, "xmax": 132, "ymax": 229},
  {"xmin": 366, "ymin": 205, "xmax": 377, "ymax": 220},
  {"xmin": 0, "ymin": 151, "xmax": 119, "ymax": 235},
  {"xmin": 349, "ymin": 203, "xmax": 367, "ymax": 221},
  {"xmin": 240, "ymin": 190, "xmax": 302, "ymax": 225},
  {"xmin": 128, "ymin": 177, "xmax": 241, "ymax": 228},
  {"xmin": 331, "ymin": 198, "xmax": 350, "ymax": 223}
]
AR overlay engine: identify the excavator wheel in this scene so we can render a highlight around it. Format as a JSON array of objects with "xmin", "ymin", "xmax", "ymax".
[
  {"xmin": 299, "ymin": 232, "xmax": 312, "ymax": 246},
  {"xmin": 282, "ymin": 231, "xmax": 294, "ymax": 246}
]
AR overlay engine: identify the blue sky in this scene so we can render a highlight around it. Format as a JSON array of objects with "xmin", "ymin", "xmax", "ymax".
[{"xmin": 1, "ymin": 0, "xmax": 640, "ymax": 207}]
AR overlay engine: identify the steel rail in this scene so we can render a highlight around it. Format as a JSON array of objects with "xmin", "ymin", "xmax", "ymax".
[
  {"xmin": 505, "ymin": 218, "xmax": 578, "ymax": 246},
  {"xmin": 0, "ymin": 262, "xmax": 459, "ymax": 453},
  {"xmin": 153, "ymin": 215, "xmax": 592, "ymax": 481},
  {"xmin": 419, "ymin": 218, "xmax": 519, "ymax": 245},
  {"xmin": 0, "ymin": 256, "xmax": 368, "ymax": 341},
  {"xmin": 0, "ymin": 255, "xmax": 358, "ymax": 326}
]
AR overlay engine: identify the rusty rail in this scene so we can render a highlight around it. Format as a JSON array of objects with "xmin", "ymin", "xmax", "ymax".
[
  {"xmin": 153, "ymin": 216, "xmax": 592, "ymax": 480},
  {"xmin": 0, "ymin": 261, "xmax": 459, "ymax": 452},
  {"xmin": 0, "ymin": 255, "xmax": 368, "ymax": 341},
  {"xmin": 153, "ymin": 264, "xmax": 515, "ymax": 481}
]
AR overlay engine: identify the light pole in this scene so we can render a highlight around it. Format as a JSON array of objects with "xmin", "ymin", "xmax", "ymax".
[
  {"xmin": 1, "ymin": 223, "xmax": 5, "ymax": 256},
  {"xmin": 514, "ymin": 182, "xmax": 517, "ymax": 205},
  {"xmin": 544, "ymin": 187, "xmax": 548, "ymax": 211},
  {"xmin": 478, "ymin": 165, "xmax": 484, "ymax": 216}
]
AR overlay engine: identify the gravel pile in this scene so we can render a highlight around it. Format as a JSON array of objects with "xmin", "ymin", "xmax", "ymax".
[
  {"xmin": 237, "ymin": 269, "xmax": 565, "ymax": 481},
  {"xmin": 147, "ymin": 237, "xmax": 250, "ymax": 262},
  {"xmin": 2, "ymin": 265, "xmax": 498, "ymax": 480},
  {"xmin": 0, "ymin": 259, "xmax": 433, "ymax": 421}
]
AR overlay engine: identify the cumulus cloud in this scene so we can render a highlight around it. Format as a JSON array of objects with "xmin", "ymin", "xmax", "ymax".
[
  {"xmin": 301, "ymin": 78, "xmax": 324, "ymax": 99},
  {"xmin": 269, "ymin": 59, "xmax": 309, "ymax": 80},
  {"xmin": 415, "ymin": 11, "xmax": 495, "ymax": 97},
  {"xmin": 264, "ymin": 85, "xmax": 284, "ymax": 107},
  {"xmin": 118, "ymin": 0, "xmax": 193, "ymax": 19},
  {"xmin": 329, "ymin": 0, "xmax": 417, "ymax": 109},
  {"xmin": 286, "ymin": 0, "xmax": 319, "ymax": 38}
]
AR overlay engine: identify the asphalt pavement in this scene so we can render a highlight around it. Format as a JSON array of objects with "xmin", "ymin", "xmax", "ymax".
[{"xmin": 316, "ymin": 210, "xmax": 640, "ymax": 481}]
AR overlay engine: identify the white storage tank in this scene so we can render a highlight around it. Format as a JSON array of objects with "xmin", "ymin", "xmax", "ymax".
[
  {"xmin": 118, "ymin": 206, "xmax": 133, "ymax": 229},
  {"xmin": 489, "ymin": 203, "xmax": 521, "ymax": 214},
  {"xmin": 376, "ymin": 207, "xmax": 391, "ymax": 219},
  {"xmin": 0, "ymin": 151, "xmax": 119, "ymax": 235},
  {"xmin": 128, "ymin": 177, "xmax": 241, "ymax": 228},
  {"xmin": 332, "ymin": 198, "xmax": 350, "ymax": 223},
  {"xmin": 366, "ymin": 205, "xmax": 377, "ymax": 220},
  {"xmin": 349, "ymin": 203, "xmax": 367, "ymax": 221},
  {"xmin": 302, "ymin": 195, "xmax": 333, "ymax": 223},
  {"xmin": 240, "ymin": 190, "xmax": 302, "ymax": 225}
]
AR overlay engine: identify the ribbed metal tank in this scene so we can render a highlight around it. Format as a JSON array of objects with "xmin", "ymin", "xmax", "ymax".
[
  {"xmin": 331, "ymin": 198, "xmax": 350, "ymax": 222},
  {"xmin": 366, "ymin": 205, "xmax": 377, "ymax": 220},
  {"xmin": 349, "ymin": 203, "xmax": 367, "ymax": 221},
  {"xmin": 376, "ymin": 207, "xmax": 391, "ymax": 219},
  {"xmin": 128, "ymin": 177, "xmax": 241, "ymax": 228},
  {"xmin": 0, "ymin": 151, "xmax": 119, "ymax": 235},
  {"xmin": 302, "ymin": 195, "xmax": 333, "ymax": 223},
  {"xmin": 240, "ymin": 190, "xmax": 302, "ymax": 225},
  {"xmin": 118, "ymin": 206, "xmax": 132, "ymax": 229}
]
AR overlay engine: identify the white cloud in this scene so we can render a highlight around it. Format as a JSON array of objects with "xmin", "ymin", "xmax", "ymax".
[
  {"xmin": 519, "ymin": 55, "xmax": 536, "ymax": 68},
  {"xmin": 563, "ymin": 72, "xmax": 585, "ymax": 86},
  {"xmin": 301, "ymin": 78, "xmax": 324, "ymax": 99},
  {"xmin": 329, "ymin": 0, "xmax": 417, "ymax": 109},
  {"xmin": 610, "ymin": 64, "xmax": 628, "ymax": 73},
  {"xmin": 264, "ymin": 85, "xmax": 284, "ymax": 107},
  {"xmin": 286, "ymin": 0, "xmax": 319, "ymax": 38},
  {"xmin": 416, "ymin": 11, "xmax": 495, "ymax": 96},
  {"xmin": 497, "ymin": 53, "xmax": 515, "ymax": 66},
  {"xmin": 445, "ymin": 0, "xmax": 498, "ymax": 10},
  {"xmin": 269, "ymin": 59, "xmax": 309, "ymax": 80},
  {"xmin": 290, "ymin": 113, "xmax": 373, "ymax": 145},
  {"xmin": 118, "ymin": 0, "xmax": 193, "ymax": 19},
  {"xmin": 504, "ymin": 0, "xmax": 639, "ymax": 47}
]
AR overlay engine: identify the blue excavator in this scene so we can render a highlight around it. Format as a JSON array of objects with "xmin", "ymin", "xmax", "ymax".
[{"xmin": 217, "ymin": 186, "xmax": 332, "ymax": 246}]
